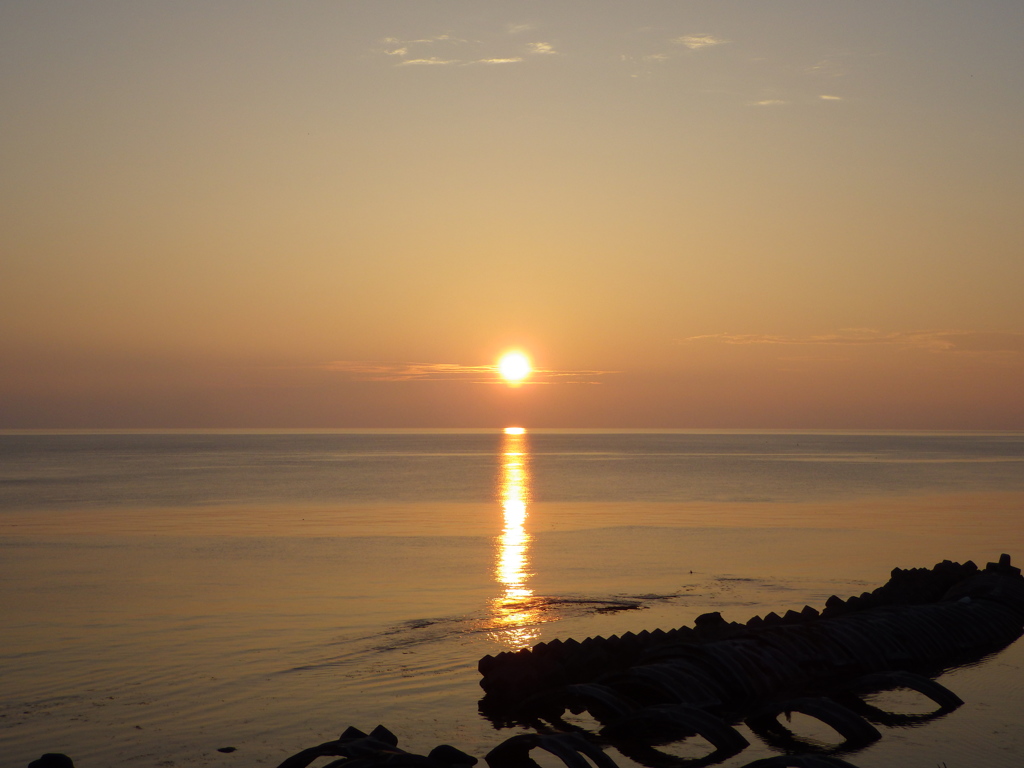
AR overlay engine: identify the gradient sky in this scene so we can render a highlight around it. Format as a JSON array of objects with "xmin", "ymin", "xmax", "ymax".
[{"xmin": 2, "ymin": 1, "xmax": 1022, "ymax": 429}]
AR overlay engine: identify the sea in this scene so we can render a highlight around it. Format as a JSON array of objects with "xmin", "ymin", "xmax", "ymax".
[{"xmin": 1, "ymin": 430, "xmax": 1023, "ymax": 768}]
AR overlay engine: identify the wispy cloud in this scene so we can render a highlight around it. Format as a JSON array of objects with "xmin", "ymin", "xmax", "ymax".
[
  {"xmin": 383, "ymin": 34, "xmax": 466, "ymax": 45},
  {"xmin": 381, "ymin": 31, "xmax": 555, "ymax": 67},
  {"xmin": 527, "ymin": 41, "xmax": 557, "ymax": 55},
  {"xmin": 807, "ymin": 59, "xmax": 847, "ymax": 77},
  {"xmin": 507, "ymin": 23, "xmax": 534, "ymax": 35},
  {"xmin": 674, "ymin": 34, "xmax": 730, "ymax": 50},
  {"xmin": 320, "ymin": 361, "xmax": 617, "ymax": 384},
  {"xmin": 680, "ymin": 329, "xmax": 1024, "ymax": 355},
  {"xmin": 619, "ymin": 51, "xmax": 676, "ymax": 79},
  {"xmin": 380, "ymin": 33, "xmax": 468, "ymax": 65},
  {"xmin": 819, "ymin": 94, "xmax": 843, "ymax": 100},
  {"xmin": 754, "ymin": 99, "xmax": 788, "ymax": 106},
  {"xmin": 399, "ymin": 58, "xmax": 459, "ymax": 66}
]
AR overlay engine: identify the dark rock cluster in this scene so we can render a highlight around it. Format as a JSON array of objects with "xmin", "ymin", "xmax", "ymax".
[
  {"xmin": 479, "ymin": 555, "xmax": 1024, "ymax": 715},
  {"xmin": 275, "ymin": 724, "xmax": 477, "ymax": 768},
  {"xmin": 475, "ymin": 555, "xmax": 1024, "ymax": 766}
]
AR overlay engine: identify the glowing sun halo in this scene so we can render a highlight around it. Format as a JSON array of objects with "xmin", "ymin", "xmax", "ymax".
[{"xmin": 498, "ymin": 352, "xmax": 532, "ymax": 384}]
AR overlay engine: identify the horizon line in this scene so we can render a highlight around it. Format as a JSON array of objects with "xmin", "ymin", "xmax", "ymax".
[{"xmin": 2, "ymin": 427, "xmax": 1022, "ymax": 437}]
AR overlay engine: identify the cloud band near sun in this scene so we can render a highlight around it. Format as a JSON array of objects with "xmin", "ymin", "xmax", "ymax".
[
  {"xmin": 320, "ymin": 361, "xmax": 616, "ymax": 384},
  {"xmin": 680, "ymin": 330, "xmax": 1024, "ymax": 355}
]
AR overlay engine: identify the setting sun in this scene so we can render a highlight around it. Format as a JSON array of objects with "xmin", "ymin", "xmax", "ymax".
[{"xmin": 498, "ymin": 352, "xmax": 531, "ymax": 384}]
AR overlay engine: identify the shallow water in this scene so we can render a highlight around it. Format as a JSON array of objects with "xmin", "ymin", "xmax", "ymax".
[{"xmin": 1, "ymin": 431, "xmax": 1023, "ymax": 767}]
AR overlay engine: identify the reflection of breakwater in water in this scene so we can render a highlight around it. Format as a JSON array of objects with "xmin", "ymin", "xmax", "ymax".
[{"xmin": 491, "ymin": 428, "xmax": 541, "ymax": 649}]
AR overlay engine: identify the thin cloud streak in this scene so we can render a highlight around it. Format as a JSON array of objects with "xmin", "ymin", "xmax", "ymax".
[
  {"xmin": 382, "ymin": 32, "xmax": 553, "ymax": 66},
  {"xmin": 674, "ymin": 34, "xmax": 730, "ymax": 50},
  {"xmin": 383, "ymin": 35, "xmax": 466, "ymax": 45},
  {"xmin": 399, "ymin": 58, "xmax": 459, "ymax": 66},
  {"xmin": 807, "ymin": 59, "xmax": 847, "ymax": 77},
  {"xmin": 527, "ymin": 42, "xmax": 557, "ymax": 55},
  {"xmin": 681, "ymin": 330, "xmax": 1024, "ymax": 355},
  {"xmin": 320, "ymin": 361, "xmax": 617, "ymax": 384}
]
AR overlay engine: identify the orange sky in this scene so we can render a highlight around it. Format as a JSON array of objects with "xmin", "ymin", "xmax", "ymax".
[{"xmin": 2, "ymin": 1, "xmax": 1022, "ymax": 429}]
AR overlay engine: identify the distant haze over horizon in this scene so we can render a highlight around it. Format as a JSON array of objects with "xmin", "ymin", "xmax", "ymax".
[{"xmin": 2, "ymin": 1, "xmax": 1022, "ymax": 430}]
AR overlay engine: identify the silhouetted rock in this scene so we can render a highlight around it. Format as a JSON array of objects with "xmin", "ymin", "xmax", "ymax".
[
  {"xmin": 477, "ymin": 555, "xmax": 1024, "ymax": 768},
  {"xmin": 28, "ymin": 756, "xmax": 74, "ymax": 768},
  {"xmin": 276, "ymin": 724, "xmax": 477, "ymax": 768}
]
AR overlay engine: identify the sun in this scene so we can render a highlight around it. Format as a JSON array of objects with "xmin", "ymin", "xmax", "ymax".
[{"xmin": 498, "ymin": 352, "xmax": 532, "ymax": 384}]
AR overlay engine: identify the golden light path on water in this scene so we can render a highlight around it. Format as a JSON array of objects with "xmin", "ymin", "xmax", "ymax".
[{"xmin": 491, "ymin": 427, "xmax": 542, "ymax": 649}]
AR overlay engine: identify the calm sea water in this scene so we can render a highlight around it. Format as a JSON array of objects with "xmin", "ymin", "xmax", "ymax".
[{"xmin": 2, "ymin": 431, "xmax": 1023, "ymax": 768}]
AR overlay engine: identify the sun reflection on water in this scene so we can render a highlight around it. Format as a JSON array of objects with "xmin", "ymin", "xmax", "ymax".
[{"xmin": 491, "ymin": 427, "xmax": 541, "ymax": 649}]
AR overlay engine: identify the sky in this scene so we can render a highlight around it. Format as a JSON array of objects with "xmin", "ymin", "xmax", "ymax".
[{"xmin": 2, "ymin": 0, "xmax": 1022, "ymax": 429}]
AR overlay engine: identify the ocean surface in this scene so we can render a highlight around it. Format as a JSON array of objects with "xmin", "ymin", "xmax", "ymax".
[{"xmin": 2, "ymin": 430, "xmax": 1023, "ymax": 768}]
